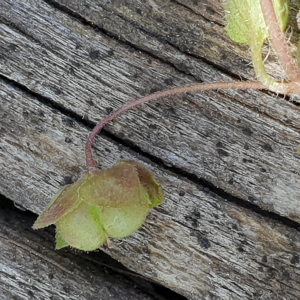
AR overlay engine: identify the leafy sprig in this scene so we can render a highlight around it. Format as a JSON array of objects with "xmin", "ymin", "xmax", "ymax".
[
  {"xmin": 225, "ymin": 0, "xmax": 300, "ymax": 94},
  {"xmin": 34, "ymin": 0, "xmax": 300, "ymax": 251}
]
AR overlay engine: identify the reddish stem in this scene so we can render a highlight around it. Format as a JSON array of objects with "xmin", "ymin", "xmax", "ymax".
[
  {"xmin": 259, "ymin": 0, "xmax": 300, "ymax": 82},
  {"xmin": 85, "ymin": 0, "xmax": 300, "ymax": 170},
  {"xmin": 85, "ymin": 80, "xmax": 265, "ymax": 169}
]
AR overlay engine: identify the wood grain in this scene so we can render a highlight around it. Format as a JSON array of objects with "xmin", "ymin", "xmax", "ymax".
[
  {"xmin": 1, "ymin": 1, "xmax": 300, "ymax": 299},
  {"xmin": 1, "ymin": 78, "xmax": 300, "ymax": 299},
  {"xmin": 0, "ymin": 195, "xmax": 164, "ymax": 300},
  {"xmin": 1, "ymin": 0, "xmax": 300, "ymax": 221}
]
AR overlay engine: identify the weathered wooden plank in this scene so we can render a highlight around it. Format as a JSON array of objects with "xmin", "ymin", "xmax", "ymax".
[
  {"xmin": 0, "ymin": 197, "xmax": 160, "ymax": 300},
  {"xmin": 1, "ymin": 78, "xmax": 300, "ymax": 299},
  {"xmin": 172, "ymin": 0, "xmax": 225, "ymax": 25},
  {"xmin": 54, "ymin": 0, "xmax": 300, "ymax": 79},
  {"xmin": 1, "ymin": 0, "xmax": 300, "ymax": 221}
]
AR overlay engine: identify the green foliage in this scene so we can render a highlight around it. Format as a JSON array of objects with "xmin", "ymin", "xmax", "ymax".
[
  {"xmin": 33, "ymin": 0, "xmax": 300, "ymax": 252},
  {"xmin": 224, "ymin": 0, "xmax": 288, "ymax": 44},
  {"xmin": 224, "ymin": 0, "xmax": 289, "ymax": 91},
  {"xmin": 33, "ymin": 160, "xmax": 164, "ymax": 251}
]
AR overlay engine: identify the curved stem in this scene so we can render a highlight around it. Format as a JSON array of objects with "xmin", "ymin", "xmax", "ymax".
[
  {"xmin": 259, "ymin": 0, "xmax": 300, "ymax": 82},
  {"xmin": 250, "ymin": 36, "xmax": 290, "ymax": 94},
  {"xmin": 85, "ymin": 80, "xmax": 265, "ymax": 170}
]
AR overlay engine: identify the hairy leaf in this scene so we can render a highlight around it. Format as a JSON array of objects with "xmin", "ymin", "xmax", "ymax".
[{"xmin": 224, "ymin": 0, "xmax": 288, "ymax": 45}]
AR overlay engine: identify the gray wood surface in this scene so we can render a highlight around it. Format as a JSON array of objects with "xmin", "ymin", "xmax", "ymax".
[
  {"xmin": 1, "ymin": 75, "xmax": 300, "ymax": 299},
  {"xmin": 0, "ymin": 195, "xmax": 167, "ymax": 300},
  {"xmin": 1, "ymin": 0, "xmax": 300, "ymax": 299},
  {"xmin": 1, "ymin": 0, "xmax": 300, "ymax": 221}
]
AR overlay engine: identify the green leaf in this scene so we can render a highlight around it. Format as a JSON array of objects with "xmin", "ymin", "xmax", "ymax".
[
  {"xmin": 80, "ymin": 161, "xmax": 144, "ymax": 208},
  {"xmin": 32, "ymin": 177, "xmax": 87, "ymax": 229},
  {"xmin": 126, "ymin": 161, "xmax": 164, "ymax": 208},
  {"xmin": 33, "ymin": 160, "xmax": 164, "ymax": 251},
  {"xmin": 81, "ymin": 160, "xmax": 164, "ymax": 208},
  {"xmin": 55, "ymin": 230, "xmax": 69, "ymax": 250},
  {"xmin": 224, "ymin": 0, "xmax": 289, "ymax": 91},
  {"xmin": 56, "ymin": 202, "xmax": 107, "ymax": 251},
  {"xmin": 224, "ymin": 0, "xmax": 266, "ymax": 44},
  {"xmin": 224, "ymin": 0, "xmax": 288, "ymax": 44},
  {"xmin": 101, "ymin": 201, "xmax": 149, "ymax": 238},
  {"xmin": 273, "ymin": 0, "xmax": 289, "ymax": 31}
]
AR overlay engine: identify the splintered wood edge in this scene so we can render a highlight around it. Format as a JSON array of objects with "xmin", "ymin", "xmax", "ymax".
[{"xmin": 1, "ymin": 78, "xmax": 300, "ymax": 299}]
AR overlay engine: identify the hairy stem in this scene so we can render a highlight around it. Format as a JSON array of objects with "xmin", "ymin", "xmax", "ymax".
[
  {"xmin": 259, "ymin": 0, "xmax": 300, "ymax": 82},
  {"xmin": 85, "ymin": 80, "xmax": 264, "ymax": 169},
  {"xmin": 250, "ymin": 37, "xmax": 290, "ymax": 94}
]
